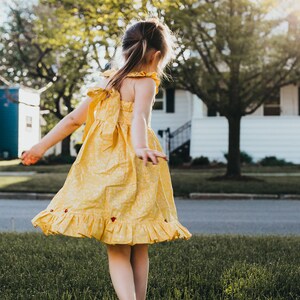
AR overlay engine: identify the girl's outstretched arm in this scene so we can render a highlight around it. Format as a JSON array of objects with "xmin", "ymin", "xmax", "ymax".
[
  {"xmin": 21, "ymin": 97, "xmax": 92, "ymax": 165},
  {"xmin": 131, "ymin": 78, "xmax": 168, "ymax": 166}
]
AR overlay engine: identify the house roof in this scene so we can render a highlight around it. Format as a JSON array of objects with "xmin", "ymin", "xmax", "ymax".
[{"xmin": 0, "ymin": 75, "xmax": 48, "ymax": 94}]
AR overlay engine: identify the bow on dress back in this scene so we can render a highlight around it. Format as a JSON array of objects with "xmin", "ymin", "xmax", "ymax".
[{"xmin": 81, "ymin": 69, "xmax": 161, "ymax": 152}]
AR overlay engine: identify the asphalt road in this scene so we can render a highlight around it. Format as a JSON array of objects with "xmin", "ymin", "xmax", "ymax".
[{"xmin": 0, "ymin": 199, "xmax": 300, "ymax": 236}]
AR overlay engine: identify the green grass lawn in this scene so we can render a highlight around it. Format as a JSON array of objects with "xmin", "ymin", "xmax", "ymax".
[
  {"xmin": 0, "ymin": 159, "xmax": 72, "ymax": 173},
  {"xmin": 171, "ymin": 173, "xmax": 300, "ymax": 196},
  {"xmin": 0, "ymin": 233, "xmax": 299, "ymax": 299},
  {"xmin": 1, "ymin": 160, "xmax": 300, "ymax": 196},
  {"xmin": 1, "ymin": 171, "xmax": 300, "ymax": 196}
]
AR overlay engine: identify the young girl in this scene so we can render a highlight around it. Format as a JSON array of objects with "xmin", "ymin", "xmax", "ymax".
[{"xmin": 21, "ymin": 18, "xmax": 192, "ymax": 300}]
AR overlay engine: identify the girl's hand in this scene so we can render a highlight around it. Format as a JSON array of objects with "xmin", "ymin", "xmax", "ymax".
[
  {"xmin": 135, "ymin": 147, "xmax": 168, "ymax": 166},
  {"xmin": 20, "ymin": 144, "xmax": 46, "ymax": 166}
]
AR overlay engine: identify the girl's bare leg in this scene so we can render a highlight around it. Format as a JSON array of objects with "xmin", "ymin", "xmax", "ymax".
[
  {"xmin": 106, "ymin": 244, "xmax": 136, "ymax": 300},
  {"xmin": 130, "ymin": 244, "xmax": 149, "ymax": 300}
]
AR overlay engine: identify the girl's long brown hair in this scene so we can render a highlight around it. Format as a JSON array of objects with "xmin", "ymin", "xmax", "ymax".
[{"xmin": 105, "ymin": 17, "xmax": 176, "ymax": 91}]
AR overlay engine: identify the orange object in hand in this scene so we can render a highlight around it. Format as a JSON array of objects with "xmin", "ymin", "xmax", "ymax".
[{"xmin": 20, "ymin": 144, "xmax": 45, "ymax": 166}]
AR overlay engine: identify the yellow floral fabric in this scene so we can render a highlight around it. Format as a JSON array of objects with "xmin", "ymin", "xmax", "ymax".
[{"xmin": 31, "ymin": 69, "xmax": 192, "ymax": 245}]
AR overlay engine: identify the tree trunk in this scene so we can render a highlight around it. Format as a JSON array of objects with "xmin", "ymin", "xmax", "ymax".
[
  {"xmin": 225, "ymin": 115, "xmax": 241, "ymax": 177},
  {"xmin": 61, "ymin": 135, "xmax": 71, "ymax": 156}
]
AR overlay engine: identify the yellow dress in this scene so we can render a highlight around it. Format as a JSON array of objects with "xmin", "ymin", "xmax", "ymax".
[{"xmin": 31, "ymin": 69, "xmax": 192, "ymax": 245}]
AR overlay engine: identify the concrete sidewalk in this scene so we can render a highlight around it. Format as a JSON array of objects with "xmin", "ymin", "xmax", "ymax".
[
  {"xmin": 2, "ymin": 171, "xmax": 300, "ymax": 176},
  {"xmin": 1, "ymin": 191, "xmax": 300, "ymax": 200},
  {"xmin": 242, "ymin": 172, "xmax": 300, "ymax": 177},
  {"xmin": 189, "ymin": 192, "xmax": 300, "ymax": 200},
  {"xmin": 0, "ymin": 192, "xmax": 56, "ymax": 200},
  {"xmin": 0, "ymin": 171, "xmax": 36, "ymax": 176}
]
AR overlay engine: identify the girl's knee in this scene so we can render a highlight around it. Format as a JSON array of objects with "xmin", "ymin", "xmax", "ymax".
[
  {"xmin": 131, "ymin": 244, "xmax": 149, "ymax": 256},
  {"xmin": 106, "ymin": 244, "xmax": 132, "ymax": 257},
  {"xmin": 132, "ymin": 244, "xmax": 149, "ymax": 251}
]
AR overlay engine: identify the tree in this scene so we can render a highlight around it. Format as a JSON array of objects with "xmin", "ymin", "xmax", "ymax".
[
  {"xmin": 155, "ymin": 0, "xmax": 300, "ymax": 178},
  {"xmin": 0, "ymin": 5, "xmax": 88, "ymax": 155},
  {"xmin": 0, "ymin": 0, "xmax": 147, "ymax": 155}
]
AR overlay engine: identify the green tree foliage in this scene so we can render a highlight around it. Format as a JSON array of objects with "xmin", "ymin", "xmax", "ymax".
[
  {"xmin": 0, "ymin": 0, "xmax": 147, "ymax": 155},
  {"xmin": 155, "ymin": 0, "xmax": 300, "ymax": 178}
]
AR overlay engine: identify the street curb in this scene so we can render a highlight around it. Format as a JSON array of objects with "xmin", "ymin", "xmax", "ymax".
[
  {"xmin": 0, "ymin": 192, "xmax": 56, "ymax": 200},
  {"xmin": 189, "ymin": 193, "xmax": 300, "ymax": 200},
  {"xmin": 1, "ymin": 192, "xmax": 300, "ymax": 200},
  {"xmin": 0, "ymin": 192, "xmax": 190, "ymax": 201}
]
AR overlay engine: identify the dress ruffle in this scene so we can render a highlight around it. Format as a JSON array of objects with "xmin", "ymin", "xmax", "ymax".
[
  {"xmin": 31, "ymin": 210, "xmax": 192, "ymax": 246},
  {"xmin": 126, "ymin": 71, "xmax": 161, "ymax": 95}
]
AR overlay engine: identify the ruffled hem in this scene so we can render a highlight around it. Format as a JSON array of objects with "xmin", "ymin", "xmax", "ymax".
[{"xmin": 31, "ymin": 210, "xmax": 192, "ymax": 246}]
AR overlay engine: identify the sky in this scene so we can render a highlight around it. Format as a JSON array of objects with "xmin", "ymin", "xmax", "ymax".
[
  {"xmin": 0, "ymin": 0, "xmax": 36, "ymax": 24},
  {"xmin": 271, "ymin": 1, "xmax": 300, "ymax": 18},
  {"xmin": 0, "ymin": 0, "xmax": 9, "ymax": 24}
]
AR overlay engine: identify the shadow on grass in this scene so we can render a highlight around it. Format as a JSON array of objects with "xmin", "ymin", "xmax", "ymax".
[
  {"xmin": 1, "ymin": 168, "xmax": 300, "ymax": 197},
  {"xmin": 0, "ymin": 174, "xmax": 66, "ymax": 193}
]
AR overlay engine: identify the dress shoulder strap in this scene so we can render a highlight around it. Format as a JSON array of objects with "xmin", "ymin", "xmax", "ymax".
[
  {"xmin": 100, "ymin": 69, "xmax": 161, "ymax": 94},
  {"xmin": 126, "ymin": 71, "xmax": 161, "ymax": 95}
]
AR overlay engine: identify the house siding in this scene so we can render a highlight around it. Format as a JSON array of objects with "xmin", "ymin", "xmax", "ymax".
[
  {"xmin": 190, "ymin": 116, "xmax": 300, "ymax": 163},
  {"xmin": 151, "ymin": 89, "xmax": 193, "ymax": 138}
]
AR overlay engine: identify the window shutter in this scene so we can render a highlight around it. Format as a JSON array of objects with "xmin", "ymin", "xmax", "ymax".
[
  {"xmin": 207, "ymin": 105, "xmax": 217, "ymax": 116},
  {"xmin": 166, "ymin": 88, "xmax": 175, "ymax": 113}
]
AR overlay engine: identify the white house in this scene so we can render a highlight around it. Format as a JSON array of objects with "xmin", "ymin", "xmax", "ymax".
[
  {"xmin": 0, "ymin": 84, "xmax": 41, "ymax": 159},
  {"xmin": 45, "ymin": 82, "xmax": 300, "ymax": 164},
  {"xmin": 150, "ymin": 84, "xmax": 300, "ymax": 164}
]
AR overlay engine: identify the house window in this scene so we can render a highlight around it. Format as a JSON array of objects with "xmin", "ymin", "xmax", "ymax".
[
  {"xmin": 153, "ymin": 87, "xmax": 164, "ymax": 110},
  {"xmin": 263, "ymin": 95, "xmax": 281, "ymax": 116},
  {"xmin": 26, "ymin": 116, "xmax": 33, "ymax": 128}
]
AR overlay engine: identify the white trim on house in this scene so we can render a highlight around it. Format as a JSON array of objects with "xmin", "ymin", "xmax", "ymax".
[
  {"xmin": 18, "ymin": 88, "xmax": 41, "ymax": 157},
  {"xmin": 151, "ymin": 89, "xmax": 193, "ymax": 134}
]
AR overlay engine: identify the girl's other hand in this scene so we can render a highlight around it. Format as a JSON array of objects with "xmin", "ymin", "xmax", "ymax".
[
  {"xmin": 135, "ymin": 147, "xmax": 168, "ymax": 166},
  {"xmin": 20, "ymin": 144, "xmax": 46, "ymax": 166}
]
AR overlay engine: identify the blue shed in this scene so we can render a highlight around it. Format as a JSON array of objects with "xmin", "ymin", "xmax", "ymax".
[{"xmin": 0, "ymin": 84, "xmax": 41, "ymax": 159}]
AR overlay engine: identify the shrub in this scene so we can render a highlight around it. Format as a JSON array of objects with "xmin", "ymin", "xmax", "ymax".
[
  {"xmin": 259, "ymin": 156, "xmax": 294, "ymax": 166},
  {"xmin": 210, "ymin": 159, "xmax": 226, "ymax": 167},
  {"xmin": 169, "ymin": 153, "xmax": 185, "ymax": 167},
  {"xmin": 191, "ymin": 156, "xmax": 210, "ymax": 166},
  {"xmin": 224, "ymin": 151, "xmax": 253, "ymax": 164},
  {"xmin": 36, "ymin": 154, "xmax": 76, "ymax": 165}
]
